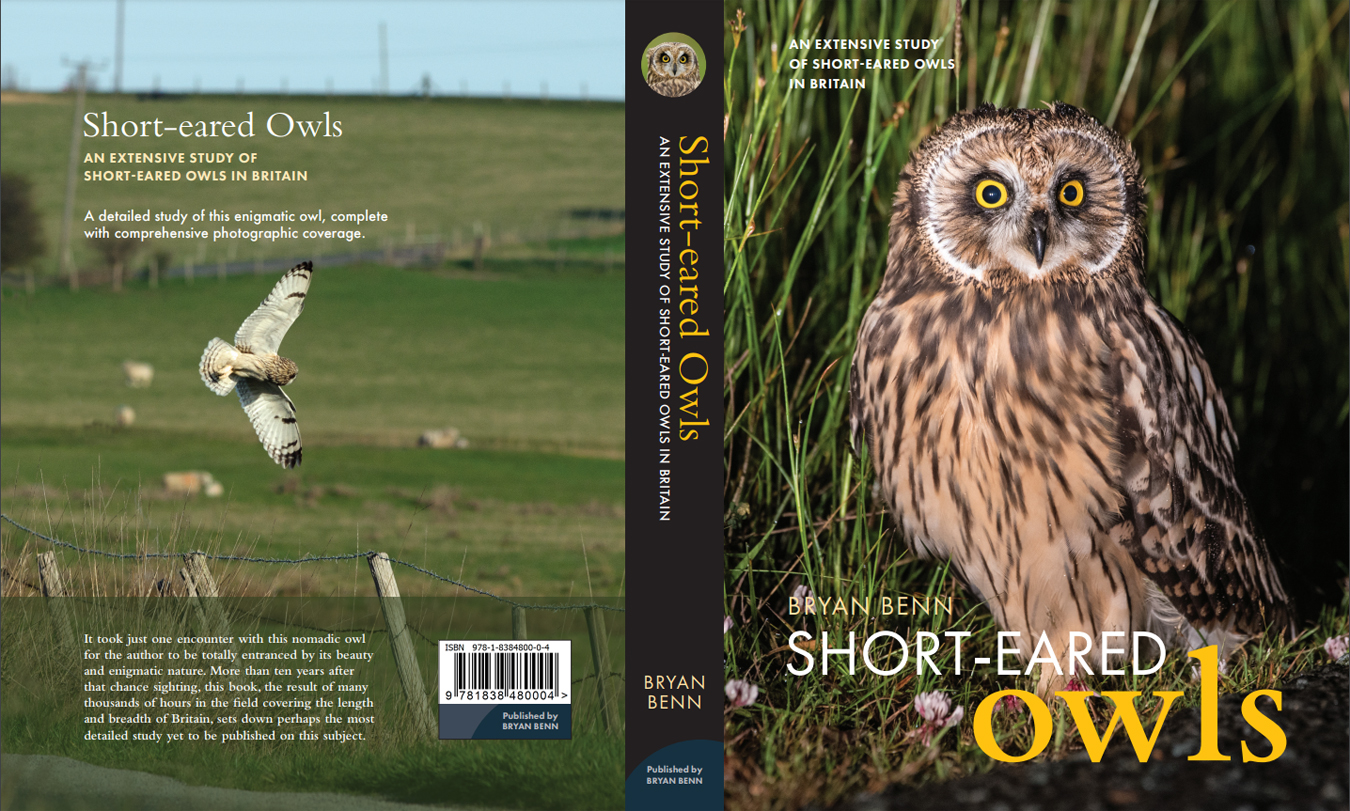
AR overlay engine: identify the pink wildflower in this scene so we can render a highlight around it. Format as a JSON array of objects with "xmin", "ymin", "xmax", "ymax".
[
  {"xmin": 1325, "ymin": 634, "xmax": 1349, "ymax": 661},
  {"xmin": 994, "ymin": 693, "xmax": 1025, "ymax": 714},
  {"xmin": 725, "ymin": 679, "xmax": 759, "ymax": 708},
  {"xmin": 723, "ymin": 615, "xmax": 734, "ymax": 635},
  {"xmin": 791, "ymin": 583, "xmax": 817, "ymax": 614},
  {"xmin": 909, "ymin": 690, "xmax": 964, "ymax": 745}
]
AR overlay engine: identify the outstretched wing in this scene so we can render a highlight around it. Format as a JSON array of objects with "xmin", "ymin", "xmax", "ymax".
[
  {"xmin": 235, "ymin": 262, "xmax": 312, "ymax": 354},
  {"xmin": 236, "ymin": 377, "xmax": 302, "ymax": 468},
  {"xmin": 1109, "ymin": 297, "xmax": 1293, "ymax": 636}
]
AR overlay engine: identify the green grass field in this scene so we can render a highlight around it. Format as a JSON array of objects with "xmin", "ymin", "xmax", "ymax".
[
  {"xmin": 2, "ymin": 595, "xmax": 626, "ymax": 809},
  {"xmin": 0, "ymin": 260, "xmax": 628, "ymax": 807},
  {"xmin": 1, "ymin": 261, "xmax": 624, "ymax": 600},
  {"xmin": 1, "ymin": 86, "xmax": 626, "ymax": 809},
  {"xmin": 1, "ymin": 92, "xmax": 624, "ymax": 274}
]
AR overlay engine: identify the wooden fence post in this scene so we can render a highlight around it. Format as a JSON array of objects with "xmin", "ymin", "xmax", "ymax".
[
  {"xmin": 511, "ymin": 606, "xmax": 527, "ymax": 640},
  {"xmin": 368, "ymin": 552, "xmax": 436, "ymax": 738},
  {"xmin": 36, "ymin": 551, "xmax": 76, "ymax": 655},
  {"xmin": 472, "ymin": 222, "xmax": 485, "ymax": 271},
  {"xmin": 584, "ymin": 607, "xmax": 620, "ymax": 733},
  {"xmin": 179, "ymin": 566, "xmax": 210, "ymax": 631},
  {"xmin": 183, "ymin": 553, "xmax": 234, "ymax": 642}
]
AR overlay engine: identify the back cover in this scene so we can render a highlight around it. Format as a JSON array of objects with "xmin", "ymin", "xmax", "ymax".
[{"xmin": 2, "ymin": 3, "xmax": 626, "ymax": 808}]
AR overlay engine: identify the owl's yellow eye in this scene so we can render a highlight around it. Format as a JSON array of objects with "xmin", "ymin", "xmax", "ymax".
[
  {"xmin": 1059, "ymin": 180, "xmax": 1084, "ymax": 207},
  {"xmin": 661, "ymin": 54, "xmax": 671, "ymax": 63},
  {"xmin": 975, "ymin": 179, "xmax": 1009, "ymax": 209},
  {"xmin": 679, "ymin": 54, "xmax": 688, "ymax": 63}
]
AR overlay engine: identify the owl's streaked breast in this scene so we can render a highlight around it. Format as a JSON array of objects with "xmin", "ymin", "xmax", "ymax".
[{"xmin": 854, "ymin": 276, "xmax": 1139, "ymax": 632}]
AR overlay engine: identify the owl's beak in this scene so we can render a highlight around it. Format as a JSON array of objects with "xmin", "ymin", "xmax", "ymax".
[{"xmin": 1029, "ymin": 210, "xmax": 1048, "ymax": 268}]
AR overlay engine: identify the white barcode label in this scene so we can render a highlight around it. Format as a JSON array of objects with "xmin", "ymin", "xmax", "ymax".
[{"xmin": 438, "ymin": 640, "xmax": 571, "ymax": 705}]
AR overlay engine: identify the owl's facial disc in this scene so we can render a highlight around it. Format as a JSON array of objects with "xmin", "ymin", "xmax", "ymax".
[{"xmin": 923, "ymin": 127, "xmax": 1129, "ymax": 282}]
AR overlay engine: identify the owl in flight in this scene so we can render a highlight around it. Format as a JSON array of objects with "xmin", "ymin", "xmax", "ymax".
[
  {"xmin": 200, "ymin": 262, "xmax": 312, "ymax": 468},
  {"xmin": 849, "ymin": 104, "xmax": 1292, "ymax": 694}
]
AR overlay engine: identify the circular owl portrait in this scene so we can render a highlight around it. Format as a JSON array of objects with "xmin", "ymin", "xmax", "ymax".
[{"xmin": 641, "ymin": 33, "xmax": 705, "ymax": 98}]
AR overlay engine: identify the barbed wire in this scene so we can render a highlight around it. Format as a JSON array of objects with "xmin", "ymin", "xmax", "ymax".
[{"xmin": 1, "ymin": 513, "xmax": 623, "ymax": 614}]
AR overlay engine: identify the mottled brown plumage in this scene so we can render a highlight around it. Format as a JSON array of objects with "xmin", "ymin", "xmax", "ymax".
[
  {"xmin": 646, "ymin": 42, "xmax": 700, "ymax": 98},
  {"xmin": 850, "ymin": 104, "xmax": 1292, "ymax": 693}
]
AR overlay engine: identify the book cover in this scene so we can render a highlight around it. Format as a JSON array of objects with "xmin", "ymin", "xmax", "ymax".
[
  {"xmin": 719, "ymin": 2, "xmax": 1349, "ymax": 810},
  {"xmin": 4, "ymin": 2, "xmax": 1349, "ymax": 810}
]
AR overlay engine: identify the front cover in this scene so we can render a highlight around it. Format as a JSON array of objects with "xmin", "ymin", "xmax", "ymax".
[{"xmin": 718, "ymin": 2, "xmax": 1349, "ymax": 810}]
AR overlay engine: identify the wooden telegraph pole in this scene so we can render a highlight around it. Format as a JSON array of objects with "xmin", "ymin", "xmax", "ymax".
[{"xmin": 58, "ymin": 61, "xmax": 92, "ymax": 291}]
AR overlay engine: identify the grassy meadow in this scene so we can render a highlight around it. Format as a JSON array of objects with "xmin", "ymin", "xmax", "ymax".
[
  {"xmin": 0, "ymin": 260, "xmax": 628, "ymax": 808},
  {"xmin": 1, "ymin": 595, "xmax": 626, "ymax": 809},
  {"xmin": 0, "ymin": 92, "xmax": 625, "ymax": 275},
  {"xmin": 721, "ymin": 1, "xmax": 1348, "ymax": 808},
  {"xmin": 2, "ymin": 90, "xmax": 626, "ymax": 807},
  {"xmin": 1, "ymin": 261, "xmax": 625, "ymax": 599},
  {"xmin": 2, "ymin": 88, "xmax": 626, "ymax": 601}
]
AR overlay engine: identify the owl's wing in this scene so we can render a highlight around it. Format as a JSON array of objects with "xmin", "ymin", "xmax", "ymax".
[
  {"xmin": 848, "ymin": 300, "xmax": 895, "ymax": 460},
  {"xmin": 1109, "ymin": 298, "xmax": 1292, "ymax": 636},
  {"xmin": 848, "ymin": 356, "xmax": 868, "ymax": 458},
  {"xmin": 236, "ymin": 377, "xmax": 302, "ymax": 468},
  {"xmin": 235, "ymin": 262, "xmax": 312, "ymax": 354}
]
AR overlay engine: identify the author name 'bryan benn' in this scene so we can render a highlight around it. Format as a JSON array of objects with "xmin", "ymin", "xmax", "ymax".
[
  {"xmin": 644, "ymin": 674, "xmax": 706, "ymax": 710},
  {"xmin": 790, "ymin": 592, "xmax": 954, "ymax": 617}
]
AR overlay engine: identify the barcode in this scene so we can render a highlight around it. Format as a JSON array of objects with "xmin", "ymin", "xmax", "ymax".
[
  {"xmin": 438, "ymin": 640, "xmax": 570, "ymax": 707},
  {"xmin": 452, "ymin": 651, "xmax": 560, "ymax": 692}
]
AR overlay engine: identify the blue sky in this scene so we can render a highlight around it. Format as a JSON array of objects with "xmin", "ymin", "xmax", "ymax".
[{"xmin": 0, "ymin": 1, "xmax": 625, "ymax": 100}]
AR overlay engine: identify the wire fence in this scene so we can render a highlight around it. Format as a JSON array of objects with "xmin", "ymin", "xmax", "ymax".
[
  {"xmin": 1, "ymin": 510, "xmax": 625, "ymax": 733},
  {"xmin": 0, "ymin": 513, "xmax": 622, "ymax": 613}
]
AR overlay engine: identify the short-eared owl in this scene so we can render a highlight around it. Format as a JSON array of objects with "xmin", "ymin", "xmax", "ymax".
[
  {"xmin": 200, "ymin": 262, "xmax": 312, "ymax": 468},
  {"xmin": 646, "ymin": 42, "xmax": 700, "ymax": 97},
  {"xmin": 849, "ymin": 104, "xmax": 1292, "ymax": 693}
]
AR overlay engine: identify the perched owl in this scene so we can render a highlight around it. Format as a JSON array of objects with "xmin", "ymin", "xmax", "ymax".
[
  {"xmin": 849, "ymin": 104, "xmax": 1293, "ymax": 694},
  {"xmin": 200, "ymin": 262, "xmax": 312, "ymax": 468},
  {"xmin": 646, "ymin": 42, "xmax": 700, "ymax": 97}
]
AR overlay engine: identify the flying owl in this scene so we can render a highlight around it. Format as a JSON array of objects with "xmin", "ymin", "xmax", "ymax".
[
  {"xmin": 199, "ymin": 261, "xmax": 312, "ymax": 468},
  {"xmin": 849, "ymin": 103, "xmax": 1293, "ymax": 694},
  {"xmin": 646, "ymin": 42, "xmax": 700, "ymax": 97}
]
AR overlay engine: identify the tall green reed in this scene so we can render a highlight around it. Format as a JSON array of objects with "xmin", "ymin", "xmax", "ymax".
[{"xmin": 723, "ymin": 0, "xmax": 1347, "ymax": 802}]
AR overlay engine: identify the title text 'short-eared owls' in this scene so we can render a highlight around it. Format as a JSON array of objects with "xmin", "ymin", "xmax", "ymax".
[
  {"xmin": 645, "ymin": 42, "xmax": 700, "ymax": 97},
  {"xmin": 849, "ymin": 103, "xmax": 1293, "ymax": 694}
]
